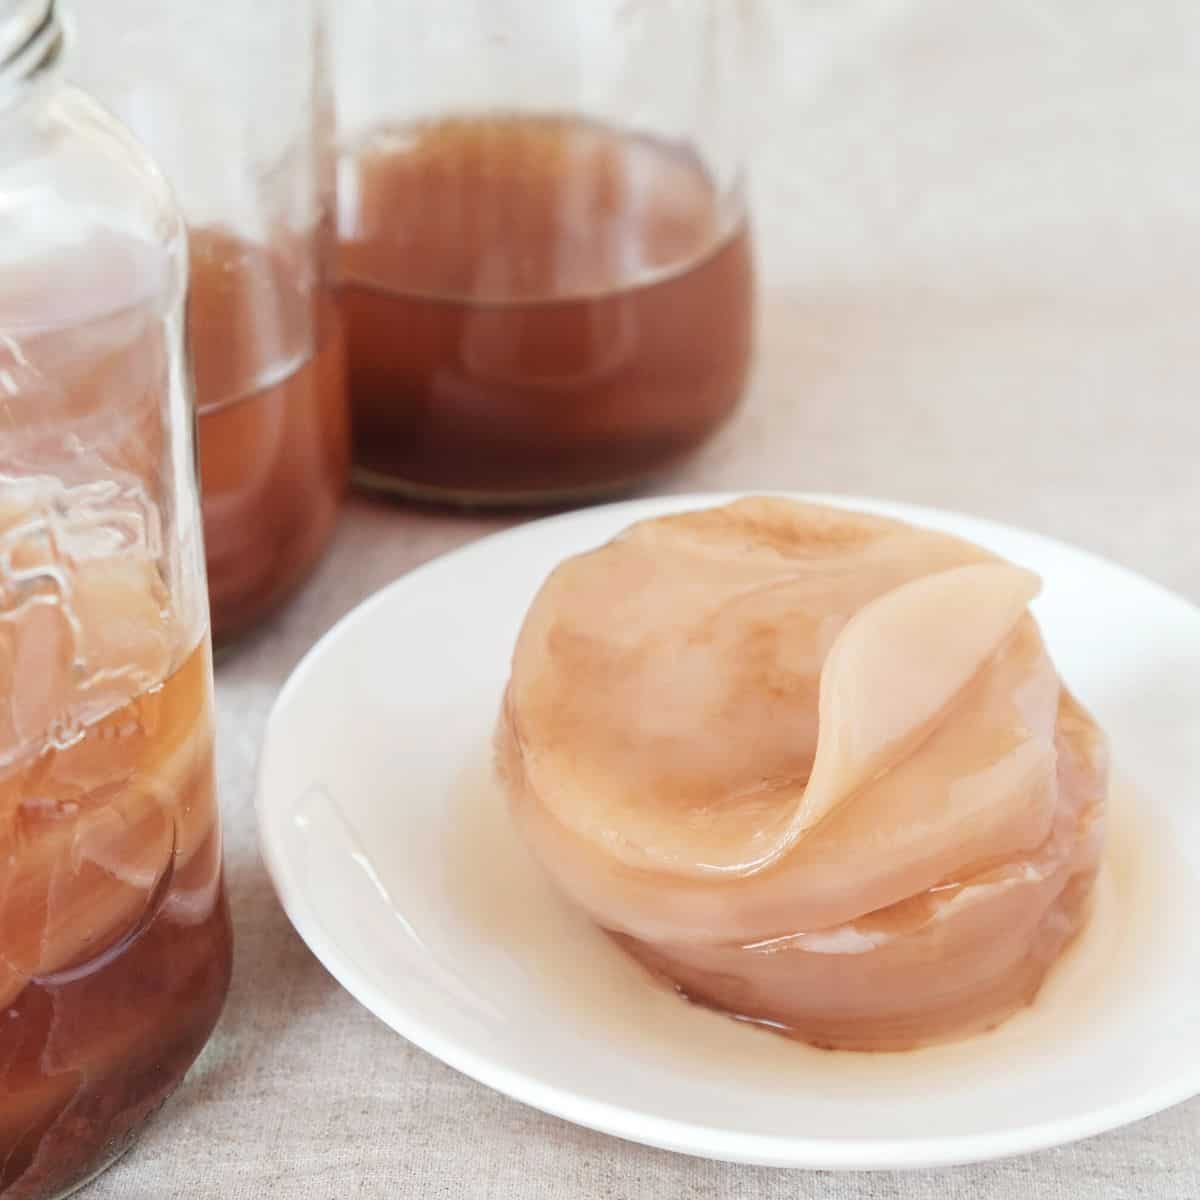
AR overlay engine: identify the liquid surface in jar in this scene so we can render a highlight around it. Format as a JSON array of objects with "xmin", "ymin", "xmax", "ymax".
[
  {"xmin": 0, "ymin": 479, "xmax": 231, "ymax": 1200},
  {"xmin": 0, "ymin": 232, "xmax": 174, "ymax": 493},
  {"xmin": 336, "ymin": 114, "xmax": 755, "ymax": 503},
  {"xmin": 189, "ymin": 228, "xmax": 349, "ymax": 648}
]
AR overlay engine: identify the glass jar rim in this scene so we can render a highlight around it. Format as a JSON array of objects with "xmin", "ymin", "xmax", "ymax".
[{"xmin": 0, "ymin": 0, "xmax": 62, "ymax": 103}]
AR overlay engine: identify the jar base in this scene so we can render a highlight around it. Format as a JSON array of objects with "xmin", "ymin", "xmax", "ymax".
[
  {"xmin": 52, "ymin": 1135, "xmax": 138, "ymax": 1200},
  {"xmin": 351, "ymin": 464, "xmax": 651, "ymax": 511}
]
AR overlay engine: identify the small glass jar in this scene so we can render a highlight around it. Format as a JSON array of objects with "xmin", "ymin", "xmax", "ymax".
[
  {"xmin": 0, "ymin": 3, "xmax": 232, "ymax": 1196},
  {"xmin": 329, "ymin": 0, "xmax": 756, "ymax": 506},
  {"xmin": 73, "ymin": 0, "xmax": 349, "ymax": 647}
]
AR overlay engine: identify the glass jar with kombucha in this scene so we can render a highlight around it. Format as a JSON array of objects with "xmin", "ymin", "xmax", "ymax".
[
  {"xmin": 73, "ymin": 0, "xmax": 349, "ymax": 647},
  {"xmin": 329, "ymin": 0, "xmax": 756, "ymax": 505},
  {"xmin": 0, "ymin": 2, "xmax": 232, "ymax": 1195}
]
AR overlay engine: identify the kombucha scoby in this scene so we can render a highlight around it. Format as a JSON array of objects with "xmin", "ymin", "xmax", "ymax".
[{"xmin": 497, "ymin": 499, "xmax": 1106, "ymax": 1051}]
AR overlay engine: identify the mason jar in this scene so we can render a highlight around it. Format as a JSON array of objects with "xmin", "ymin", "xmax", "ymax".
[
  {"xmin": 73, "ymin": 0, "xmax": 349, "ymax": 647},
  {"xmin": 0, "ymin": 2, "xmax": 233, "ymax": 1194},
  {"xmin": 329, "ymin": 0, "xmax": 757, "ymax": 506}
]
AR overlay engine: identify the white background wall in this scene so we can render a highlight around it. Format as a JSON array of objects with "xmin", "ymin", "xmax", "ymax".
[
  {"xmin": 67, "ymin": 0, "xmax": 1200, "ymax": 300},
  {"xmin": 751, "ymin": 0, "xmax": 1200, "ymax": 296}
]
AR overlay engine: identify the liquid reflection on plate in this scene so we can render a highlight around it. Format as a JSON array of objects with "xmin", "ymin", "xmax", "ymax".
[{"xmin": 445, "ymin": 753, "xmax": 1180, "ymax": 1095}]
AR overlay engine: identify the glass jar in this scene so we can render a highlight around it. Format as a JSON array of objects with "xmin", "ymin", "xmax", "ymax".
[
  {"xmin": 329, "ymin": 0, "xmax": 756, "ymax": 506},
  {"xmin": 0, "ymin": 3, "xmax": 232, "ymax": 1196},
  {"xmin": 72, "ymin": 0, "xmax": 349, "ymax": 648}
]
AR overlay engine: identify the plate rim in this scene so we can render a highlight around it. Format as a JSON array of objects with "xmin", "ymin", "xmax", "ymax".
[{"xmin": 257, "ymin": 490, "xmax": 1200, "ymax": 1170}]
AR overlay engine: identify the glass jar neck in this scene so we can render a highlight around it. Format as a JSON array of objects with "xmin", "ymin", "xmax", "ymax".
[{"xmin": 0, "ymin": 0, "xmax": 62, "ymax": 110}]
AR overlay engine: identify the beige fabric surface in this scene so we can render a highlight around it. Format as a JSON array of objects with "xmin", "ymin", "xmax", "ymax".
[{"xmin": 92, "ymin": 1, "xmax": 1199, "ymax": 1195}]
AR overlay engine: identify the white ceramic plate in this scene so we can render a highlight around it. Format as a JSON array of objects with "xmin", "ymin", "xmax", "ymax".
[{"xmin": 257, "ymin": 494, "xmax": 1200, "ymax": 1170}]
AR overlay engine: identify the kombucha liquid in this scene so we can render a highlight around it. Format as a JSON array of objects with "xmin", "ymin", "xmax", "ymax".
[
  {"xmin": 336, "ymin": 114, "xmax": 755, "ymax": 504},
  {"xmin": 0, "ymin": 483, "xmax": 231, "ymax": 1200},
  {"xmin": 189, "ymin": 229, "xmax": 349, "ymax": 646},
  {"xmin": 0, "ymin": 639, "xmax": 230, "ymax": 1200}
]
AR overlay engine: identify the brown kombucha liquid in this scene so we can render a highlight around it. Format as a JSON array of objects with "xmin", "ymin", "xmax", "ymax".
[
  {"xmin": 336, "ymin": 114, "xmax": 755, "ymax": 504},
  {"xmin": 0, "ymin": 637, "xmax": 231, "ymax": 1200},
  {"xmin": 189, "ymin": 229, "xmax": 349, "ymax": 647}
]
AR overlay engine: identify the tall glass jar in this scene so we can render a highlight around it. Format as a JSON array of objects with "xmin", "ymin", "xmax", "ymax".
[
  {"xmin": 73, "ymin": 0, "xmax": 349, "ymax": 648},
  {"xmin": 329, "ymin": 0, "xmax": 756, "ymax": 506},
  {"xmin": 0, "ymin": 3, "xmax": 232, "ymax": 1196}
]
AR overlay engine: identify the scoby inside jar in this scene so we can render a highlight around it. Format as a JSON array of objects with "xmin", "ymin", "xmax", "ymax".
[
  {"xmin": 0, "ymin": 477, "xmax": 231, "ymax": 1197},
  {"xmin": 497, "ymin": 498, "xmax": 1108, "ymax": 1051}
]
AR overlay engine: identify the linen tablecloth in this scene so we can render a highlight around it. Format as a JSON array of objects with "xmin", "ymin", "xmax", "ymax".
[{"xmin": 94, "ymin": 1, "xmax": 1200, "ymax": 1194}]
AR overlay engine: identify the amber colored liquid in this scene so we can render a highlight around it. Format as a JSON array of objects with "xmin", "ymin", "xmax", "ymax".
[
  {"xmin": 336, "ymin": 115, "xmax": 755, "ymax": 503},
  {"xmin": 0, "ymin": 639, "xmax": 231, "ymax": 1200},
  {"xmin": 189, "ymin": 229, "xmax": 349, "ymax": 647}
]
